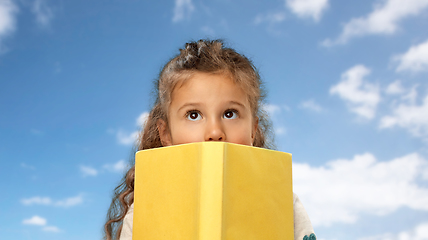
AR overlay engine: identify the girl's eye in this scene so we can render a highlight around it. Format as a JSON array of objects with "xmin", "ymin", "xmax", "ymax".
[
  {"xmin": 186, "ymin": 111, "xmax": 202, "ymax": 121},
  {"xmin": 224, "ymin": 110, "xmax": 238, "ymax": 119}
]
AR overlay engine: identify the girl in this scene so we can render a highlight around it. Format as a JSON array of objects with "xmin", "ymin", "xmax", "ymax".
[{"xmin": 104, "ymin": 39, "xmax": 316, "ymax": 240}]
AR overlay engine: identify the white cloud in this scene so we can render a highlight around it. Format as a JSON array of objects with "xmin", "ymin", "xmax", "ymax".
[
  {"xmin": 294, "ymin": 152, "xmax": 428, "ymax": 227},
  {"xmin": 112, "ymin": 112, "xmax": 147, "ymax": 145},
  {"xmin": 285, "ymin": 0, "xmax": 329, "ymax": 22},
  {"xmin": 172, "ymin": 0, "xmax": 194, "ymax": 23},
  {"xmin": 322, "ymin": 0, "xmax": 428, "ymax": 46},
  {"xmin": 0, "ymin": 0, "xmax": 18, "ymax": 52},
  {"xmin": 388, "ymin": 83, "xmax": 419, "ymax": 104},
  {"xmin": 21, "ymin": 196, "xmax": 52, "ymax": 206},
  {"xmin": 20, "ymin": 162, "xmax": 36, "ymax": 170},
  {"xmin": 43, "ymin": 226, "xmax": 61, "ymax": 232},
  {"xmin": 21, "ymin": 194, "xmax": 83, "ymax": 207},
  {"xmin": 23, "ymin": 216, "xmax": 47, "ymax": 226},
  {"xmin": 330, "ymin": 65, "xmax": 380, "ymax": 119},
  {"xmin": 117, "ymin": 130, "xmax": 139, "ymax": 145},
  {"xmin": 80, "ymin": 160, "xmax": 128, "ymax": 176},
  {"xmin": 402, "ymin": 85, "xmax": 418, "ymax": 104},
  {"xmin": 275, "ymin": 126, "xmax": 287, "ymax": 135},
  {"xmin": 55, "ymin": 195, "xmax": 83, "ymax": 207},
  {"xmin": 394, "ymin": 39, "xmax": 428, "ymax": 73},
  {"xmin": 136, "ymin": 111, "xmax": 149, "ymax": 127},
  {"xmin": 201, "ymin": 26, "xmax": 215, "ymax": 36},
  {"xmin": 262, "ymin": 103, "xmax": 282, "ymax": 116},
  {"xmin": 22, "ymin": 216, "xmax": 61, "ymax": 233},
  {"xmin": 254, "ymin": 11, "xmax": 286, "ymax": 25},
  {"xmin": 32, "ymin": 0, "xmax": 54, "ymax": 28},
  {"xmin": 261, "ymin": 103, "xmax": 288, "ymax": 136},
  {"xmin": 299, "ymin": 99, "xmax": 323, "ymax": 112},
  {"xmin": 385, "ymin": 80, "xmax": 405, "ymax": 95},
  {"xmin": 358, "ymin": 222, "xmax": 428, "ymax": 240},
  {"xmin": 79, "ymin": 165, "xmax": 98, "ymax": 177},
  {"xmin": 104, "ymin": 159, "xmax": 127, "ymax": 173},
  {"xmin": 379, "ymin": 94, "xmax": 428, "ymax": 138}
]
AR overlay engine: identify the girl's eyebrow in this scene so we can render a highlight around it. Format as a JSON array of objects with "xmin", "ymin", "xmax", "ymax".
[
  {"xmin": 177, "ymin": 103, "xmax": 202, "ymax": 112},
  {"xmin": 177, "ymin": 101, "xmax": 246, "ymax": 112},
  {"xmin": 228, "ymin": 101, "xmax": 246, "ymax": 108}
]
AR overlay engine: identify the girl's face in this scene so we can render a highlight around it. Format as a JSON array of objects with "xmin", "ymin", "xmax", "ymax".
[{"xmin": 158, "ymin": 72, "xmax": 257, "ymax": 146}]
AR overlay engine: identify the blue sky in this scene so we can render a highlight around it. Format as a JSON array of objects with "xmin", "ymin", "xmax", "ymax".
[{"xmin": 1, "ymin": 0, "xmax": 428, "ymax": 239}]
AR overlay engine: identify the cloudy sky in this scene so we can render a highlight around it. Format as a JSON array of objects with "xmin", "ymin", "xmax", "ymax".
[{"xmin": 0, "ymin": 0, "xmax": 427, "ymax": 239}]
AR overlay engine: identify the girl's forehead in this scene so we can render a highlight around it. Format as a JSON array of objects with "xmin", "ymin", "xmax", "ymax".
[
  {"xmin": 173, "ymin": 71, "xmax": 243, "ymax": 93},
  {"xmin": 170, "ymin": 72, "xmax": 249, "ymax": 103}
]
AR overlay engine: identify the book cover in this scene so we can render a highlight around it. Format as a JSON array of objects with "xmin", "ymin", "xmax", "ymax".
[{"xmin": 133, "ymin": 142, "xmax": 293, "ymax": 240}]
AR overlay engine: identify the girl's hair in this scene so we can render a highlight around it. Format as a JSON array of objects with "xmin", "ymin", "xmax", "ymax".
[{"xmin": 104, "ymin": 39, "xmax": 274, "ymax": 240}]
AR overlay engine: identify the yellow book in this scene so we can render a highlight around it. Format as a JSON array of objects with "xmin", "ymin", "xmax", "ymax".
[{"xmin": 133, "ymin": 142, "xmax": 294, "ymax": 240}]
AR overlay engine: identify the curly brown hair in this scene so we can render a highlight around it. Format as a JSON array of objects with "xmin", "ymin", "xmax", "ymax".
[{"xmin": 103, "ymin": 39, "xmax": 274, "ymax": 240}]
